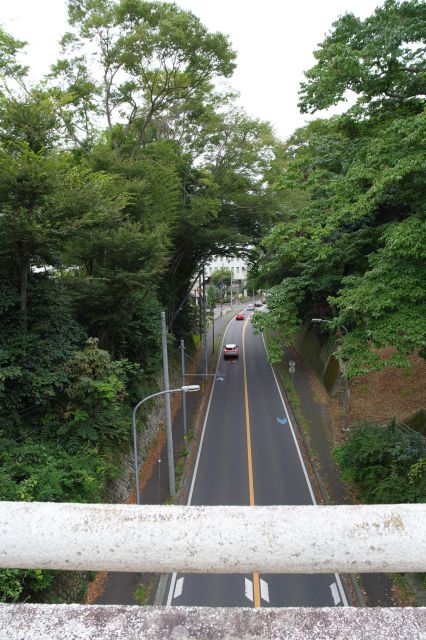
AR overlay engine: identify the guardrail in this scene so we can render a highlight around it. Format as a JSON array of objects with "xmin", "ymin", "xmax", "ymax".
[{"xmin": 0, "ymin": 502, "xmax": 425, "ymax": 639}]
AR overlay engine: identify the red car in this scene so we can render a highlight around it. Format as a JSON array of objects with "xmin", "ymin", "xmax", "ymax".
[
  {"xmin": 223, "ymin": 343, "xmax": 239, "ymax": 359},
  {"xmin": 236, "ymin": 313, "xmax": 245, "ymax": 320}
]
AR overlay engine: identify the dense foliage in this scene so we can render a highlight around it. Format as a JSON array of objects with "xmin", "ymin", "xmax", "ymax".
[
  {"xmin": 0, "ymin": 0, "xmax": 279, "ymax": 602},
  {"xmin": 253, "ymin": 0, "xmax": 426, "ymax": 374},
  {"xmin": 2, "ymin": 0, "xmax": 424, "ymax": 603},
  {"xmin": 334, "ymin": 422, "xmax": 426, "ymax": 503}
]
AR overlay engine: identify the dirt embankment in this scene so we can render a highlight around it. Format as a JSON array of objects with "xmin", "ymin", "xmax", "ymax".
[{"xmin": 305, "ymin": 350, "xmax": 426, "ymax": 449}]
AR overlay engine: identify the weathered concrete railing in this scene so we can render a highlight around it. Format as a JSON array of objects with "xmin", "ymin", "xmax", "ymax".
[
  {"xmin": 1, "ymin": 502, "xmax": 425, "ymax": 573},
  {"xmin": 1, "ymin": 604, "xmax": 425, "ymax": 640},
  {"xmin": 0, "ymin": 502, "xmax": 425, "ymax": 639}
]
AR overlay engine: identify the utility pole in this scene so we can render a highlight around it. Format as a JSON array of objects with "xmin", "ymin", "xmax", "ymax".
[
  {"xmin": 198, "ymin": 271, "xmax": 203, "ymax": 340},
  {"xmin": 161, "ymin": 311, "xmax": 175, "ymax": 496},
  {"xmin": 212, "ymin": 310, "xmax": 215, "ymax": 354},
  {"xmin": 202, "ymin": 265, "xmax": 208, "ymax": 378},
  {"xmin": 180, "ymin": 339, "xmax": 187, "ymax": 440}
]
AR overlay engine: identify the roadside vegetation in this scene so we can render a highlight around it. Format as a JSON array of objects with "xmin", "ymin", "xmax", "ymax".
[
  {"xmin": 252, "ymin": 0, "xmax": 426, "ymax": 376},
  {"xmin": 1, "ymin": 0, "xmax": 425, "ymax": 604},
  {"xmin": 0, "ymin": 0, "xmax": 280, "ymax": 602},
  {"xmin": 334, "ymin": 422, "xmax": 426, "ymax": 504}
]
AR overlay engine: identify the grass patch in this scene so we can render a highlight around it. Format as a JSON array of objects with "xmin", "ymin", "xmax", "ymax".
[
  {"xmin": 133, "ymin": 577, "xmax": 154, "ymax": 606},
  {"xmin": 175, "ymin": 451, "xmax": 188, "ymax": 487},
  {"xmin": 275, "ymin": 361, "xmax": 311, "ymax": 437},
  {"xmin": 392, "ymin": 574, "xmax": 417, "ymax": 606}
]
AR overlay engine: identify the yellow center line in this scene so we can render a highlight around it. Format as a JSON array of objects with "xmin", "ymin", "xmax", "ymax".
[{"xmin": 242, "ymin": 319, "xmax": 261, "ymax": 608}]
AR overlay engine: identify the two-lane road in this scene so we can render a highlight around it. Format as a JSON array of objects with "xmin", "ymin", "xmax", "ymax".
[{"xmin": 166, "ymin": 312, "xmax": 348, "ymax": 607}]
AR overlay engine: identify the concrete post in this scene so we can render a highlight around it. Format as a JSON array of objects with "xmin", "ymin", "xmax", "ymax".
[
  {"xmin": 180, "ymin": 339, "xmax": 187, "ymax": 439},
  {"xmin": 161, "ymin": 311, "xmax": 175, "ymax": 496}
]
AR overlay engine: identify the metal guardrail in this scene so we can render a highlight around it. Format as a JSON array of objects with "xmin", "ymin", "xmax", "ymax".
[
  {"xmin": 1, "ymin": 502, "xmax": 425, "ymax": 639},
  {"xmin": 350, "ymin": 417, "xmax": 426, "ymax": 445}
]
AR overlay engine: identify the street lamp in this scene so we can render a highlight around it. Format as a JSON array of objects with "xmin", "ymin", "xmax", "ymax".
[
  {"xmin": 311, "ymin": 319, "xmax": 350, "ymax": 432},
  {"xmin": 132, "ymin": 385, "xmax": 200, "ymax": 504}
]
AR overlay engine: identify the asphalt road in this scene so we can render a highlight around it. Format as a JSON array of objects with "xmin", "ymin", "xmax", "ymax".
[{"xmin": 165, "ymin": 311, "xmax": 348, "ymax": 608}]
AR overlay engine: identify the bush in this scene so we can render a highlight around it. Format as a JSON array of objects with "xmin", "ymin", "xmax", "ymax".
[{"xmin": 334, "ymin": 422, "xmax": 426, "ymax": 503}]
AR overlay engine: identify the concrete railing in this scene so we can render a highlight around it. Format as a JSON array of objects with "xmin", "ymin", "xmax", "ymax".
[
  {"xmin": 1, "ymin": 502, "xmax": 425, "ymax": 573},
  {"xmin": 0, "ymin": 502, "xmax": 425, "ymax": 639}
]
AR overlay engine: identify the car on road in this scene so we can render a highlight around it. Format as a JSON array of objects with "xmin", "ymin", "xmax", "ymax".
[
  {"xmin": 236, "ymin": 313, "xmax": 245, "ymax": 320},
  {"xmin": 246, "ymin": 304, "xmax": 255, "ymax": 311},
  {"xmin": 223, "ymin": 343, "xmax": 239, "ymax": 359},
  {"xmin": 254, "ymin": 301, "xmax": 263, "ymax": 307}
]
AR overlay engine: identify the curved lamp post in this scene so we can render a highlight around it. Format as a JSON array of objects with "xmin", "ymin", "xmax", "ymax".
[
  {"xmin": 311, "ymin": 319, "xmax": 350, "ymax": 432},
  {"xmin": 132, "ymin": 385, "xmax": 200, "ymax": 504}
]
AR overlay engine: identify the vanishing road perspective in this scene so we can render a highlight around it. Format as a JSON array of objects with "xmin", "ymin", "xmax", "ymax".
[{"xmin": 165, "ymin": 311, "xmax": 348, "ymax": 608}]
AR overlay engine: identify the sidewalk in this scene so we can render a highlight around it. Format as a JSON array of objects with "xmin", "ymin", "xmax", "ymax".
[{"xmin": 273, "ymin": 341, "xmax": 396, "ymax": 607}]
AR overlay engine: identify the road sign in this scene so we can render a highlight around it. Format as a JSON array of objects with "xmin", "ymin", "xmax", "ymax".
[{"xmin": 289, "ymin": 360, "xmax": 296, "ymax": 386}]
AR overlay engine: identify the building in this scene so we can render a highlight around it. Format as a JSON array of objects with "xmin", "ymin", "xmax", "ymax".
[{"xmin": 205, "ymin": 255, "xmax": 248, "ymax": 282}]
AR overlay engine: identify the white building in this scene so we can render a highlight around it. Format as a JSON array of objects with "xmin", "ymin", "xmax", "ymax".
[{"xmin": 205, "ymin": 255, "xmax": 248, "ymax": 281}]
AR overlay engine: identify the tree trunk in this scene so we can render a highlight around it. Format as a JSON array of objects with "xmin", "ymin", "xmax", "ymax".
[{"xmin": 20, "ymin": 257, "xmax": 29, "ymax": 331}]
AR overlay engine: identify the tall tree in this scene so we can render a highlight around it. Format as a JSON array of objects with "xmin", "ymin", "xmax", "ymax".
[
  {"xmin": 50, "ymin": 0, "xmax": 236, "ymax": 157},
  {"xmin": 254, "ymin": 0, "xmax": 426, "ymax": 373},
  {"xmin": 298, "ymin": 0, "xmax": 426, "ymax": 114}
]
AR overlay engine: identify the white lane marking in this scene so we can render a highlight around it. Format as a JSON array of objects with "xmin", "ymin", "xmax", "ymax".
[
  {"xmin": 260, "ymin": 578, "xmax": 270, "ymax": 603},
  {"xmin": 261, "ymin": 333, "xmax": 349, "ymax": 608},
  {"xmin": 244, "ymin": 577, "xmax": 254, "ymax": 602},
  {"xmin": 330, "ymin": 582, "xmax": 341, "ymax": 605},
  {"xmin": 334, "ymin": 573, "xmax": 348, "ymax": 607},
  {"xmin": 166, "ymin": 315, "xmax": 236, "ymax": 607},
  {"xmin": 167, "ymin": 573, "xmax": 178, "ymax": 607},
  {"xmin": 173, "ymin": 577, "xmax": 184, "ymax": 599}
]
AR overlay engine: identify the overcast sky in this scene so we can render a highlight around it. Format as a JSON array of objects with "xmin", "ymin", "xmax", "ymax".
[{"xmin": 1, "ymin": 0, "xmax": 383, "ymax": 140}]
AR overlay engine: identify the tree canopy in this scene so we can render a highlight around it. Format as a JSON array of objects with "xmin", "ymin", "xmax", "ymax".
[{"xmin": 254, "ymin": 0, "xmax": 426, "ymax": 374}]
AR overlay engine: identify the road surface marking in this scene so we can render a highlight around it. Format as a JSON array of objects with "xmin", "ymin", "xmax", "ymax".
[
  {"xmin": 276, "ymin": 417, "xmax": 288, "ymax": 425},
  {"xmin": 166, "ymin": 315, "xmax": 235, "ymax": 606},
  {"xmin": 330, "ymin": 582, "xmax": 341, "ymax": 605},
  {"xmin": 260, "ymin": 578, "xmax": 270, "ymax": 603},
  {"xmin": 244, "ymin": 577, "xmax": 254, "ymax": 602},
  {"xmin": 174, "ymin": 578, "xmax": 184, "ymax": 599},
  {"xmin": 262, "ymin": 333, "xmax": 349, "ymax": 608},
  {"xmin": 242, "ymin": 319, "xmax": 261, "ymax": 609}
]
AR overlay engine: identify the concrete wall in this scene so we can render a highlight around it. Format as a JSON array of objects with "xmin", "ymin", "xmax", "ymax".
[{"xmin": 293, "ymin": 324, "xmax": 340, "ymax": 395}]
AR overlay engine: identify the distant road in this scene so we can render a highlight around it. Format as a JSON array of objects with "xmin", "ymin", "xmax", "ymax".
[{"xmin": 165, "ymin": 311, "xmax": 348, "ymax": 607}]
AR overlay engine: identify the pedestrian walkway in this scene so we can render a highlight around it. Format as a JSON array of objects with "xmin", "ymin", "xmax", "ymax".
[{"xmin": 274, "ymin": 342, "xmax": 395, "ymax": 607}]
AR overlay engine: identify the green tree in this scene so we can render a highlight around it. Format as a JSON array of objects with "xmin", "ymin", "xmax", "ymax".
[
  {"xmin": 211, "ymin": 267, "xmax": 232, "ymax": 286},
  {"xmin": 254, "ymin": 0, "xmax": 426, "ymax": 372},
  {"xmin": 50, "ymin": 0, "xmax": 236, "ymax": 156},
  {"xmin": 206, "ymin": 284, "xmax": 218, "ymax": 311},
  {"xmin": 298, "ymin": 0, "xmax": 426, "ymax": 114}
]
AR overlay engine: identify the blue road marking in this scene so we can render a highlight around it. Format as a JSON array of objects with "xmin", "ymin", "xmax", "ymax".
[{"xmin": 276, "ymin": 417, "xmax": 288, "ymax": 425}]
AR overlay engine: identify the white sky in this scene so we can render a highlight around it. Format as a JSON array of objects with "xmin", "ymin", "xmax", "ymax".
[{"xmin": 1, "ymin": 0, "xmax": 383, "ymax": 140}]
